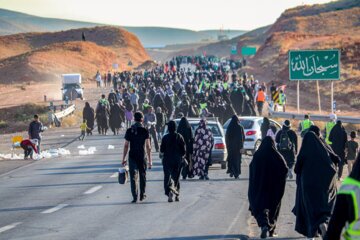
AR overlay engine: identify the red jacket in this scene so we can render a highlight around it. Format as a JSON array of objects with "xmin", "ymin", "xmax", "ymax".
[{"xmin": 20, "ymin": 140, "xmax": 38, "ymax": 153}]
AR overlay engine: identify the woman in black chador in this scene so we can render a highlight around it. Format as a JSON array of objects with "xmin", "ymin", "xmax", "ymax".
[
  {"xmin": 82, "ymin": 102, "xmax": 94, "ymax": 135},
  {"xmin": 293, "ymin": 131, "xmax": 339, "ymax": 239},
  {"xmin": 177, "ymin": 117, "xmax": 194, "ymax": 179},
  {"xmin": 248, "ymin": 137, "xmax": 288, "ymax": 239},
  {"xmin": 225, "ymin": 115, "xmax": 244, "ymax": 179}
]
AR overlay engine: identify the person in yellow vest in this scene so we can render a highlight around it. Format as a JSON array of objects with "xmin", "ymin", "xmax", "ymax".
[
  {"xmin": 298, "ymin": 114, "xmax": 314, "ymax": 138},
  {"xmin": 255, "ymin": 88, "xmax": 266, "ymax": 116},
  {"xmin": 325, "ymin": 113, "xmax": 337, "ymax": 145},
  {"xmin": 278, "ymin": 90, "xmax": 286, "ymax": 112},
  {"xmin": 325, "ymin": 153, "xmax": 360, "ymax": 240}
]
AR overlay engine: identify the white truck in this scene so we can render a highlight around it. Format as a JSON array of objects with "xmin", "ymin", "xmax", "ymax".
[{"xmin": 61, "ymin": 74, "xmax": 84, "ymax": 100}]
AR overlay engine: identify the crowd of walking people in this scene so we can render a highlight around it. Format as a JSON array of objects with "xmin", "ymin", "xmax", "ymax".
[{"xmin": 83, "ymin": 55, "xmax": 359, "ymax": 240}]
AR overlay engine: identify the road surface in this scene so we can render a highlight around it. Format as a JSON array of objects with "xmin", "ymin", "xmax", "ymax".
[{"xmin": 0, "ymin": 129, "xmax": 304, "ymax": 240}]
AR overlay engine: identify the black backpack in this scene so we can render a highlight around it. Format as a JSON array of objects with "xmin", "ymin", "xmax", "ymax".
[{"xmin": 278, "ymin": 130, "xmax": 293, "ymax": 151}]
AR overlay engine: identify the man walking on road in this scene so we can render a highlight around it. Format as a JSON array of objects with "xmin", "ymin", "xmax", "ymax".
[
  {"xmin": 28, "ymin": 114, "xmax": 44, "ymax": 154},
  {"xmin": 122, "ymin": 112, "xmax": 152, "ymax": 203}
]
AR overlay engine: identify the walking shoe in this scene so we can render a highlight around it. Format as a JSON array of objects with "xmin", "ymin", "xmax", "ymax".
[
  {"xmin": 168, "ymin": 192, "xmax": 173, "ymax": 202},
  {"xmin": 260, "ymin": 226, "xmax": 268, "ymax": 239},
  {"xmin": 131, "ymin": 198, "xmax": 137, "ymax": 203},
  {"xmin": 140, "ymin": 194, "xmax": 147, "ymax": 201},
  {"xmin": 175, "ymin": 196, "xmax": 179, "ymax": 202},
  {"xmin": 199, "ymin": 176, "xmax": 205, "ymax": 180},
  {"xmin": 269, "ymin": 229, "xmax": 278, "ymax": 237},
  {"xmin": 204, "ymin": 176, "xmax": 210, "ymax": 180}
]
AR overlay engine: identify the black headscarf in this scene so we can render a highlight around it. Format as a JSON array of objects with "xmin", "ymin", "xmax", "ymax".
[
  {"xmin": 329, "ymin": 120, "xmax": 347, "ymax": 161},
  {"xmin": 260, "ymin": 117, "xmax": 270, "ymax": 140},
  {"xmin": 167, "ymin": 120, "xmax": 176, "ymax": 134},
  {"xmin": 226, "ymin": 115, "xmax": 244, "ymax": 149},
  {"xmin": 249, "ymin": 137, "xmax": 288, "ymax": 217},
  {"xmin": 177, "ymin": 117, "xmax": 193, "ymax": 154}
]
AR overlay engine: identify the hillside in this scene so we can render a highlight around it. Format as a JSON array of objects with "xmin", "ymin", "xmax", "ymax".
[
  {"xmin": 0, "ymin": 26, "xmax": 150, "ymax": 84},
  {"xmin": 251, "ymin": 0, "xmax": 360, "ymax": 111},
  {"xmin": 0, "ymin": 8, "xmax": 246, "ymax": 47},
  {"xmin": 177, "ymin": 0, "xmax": 359, "ymax": 112}
]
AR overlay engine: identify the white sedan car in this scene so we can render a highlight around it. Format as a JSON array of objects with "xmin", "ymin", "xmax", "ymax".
[{"xmin": 223, "ymin": 117, "xmax": 282, "ymax": 156}]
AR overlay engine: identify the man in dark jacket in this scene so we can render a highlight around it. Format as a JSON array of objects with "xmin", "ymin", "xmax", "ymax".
[
  {"xmin": 329, "ymin": 120, "xmax": 347, "ymax": 180},
  {"xmin": 28, "ymin": 115, "xmax": 44, "ymax": 153},
  {"xmin": 275, "ymin": 120, "xmax": 298, "ymax": 179},
  {"xmin": 160, "ymin": 120, "xmax": 186, "ymax": 202}
]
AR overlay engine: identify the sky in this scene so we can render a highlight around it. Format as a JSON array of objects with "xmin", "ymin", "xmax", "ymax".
[{"xmin": 0, "ymin": 0, "xmax": 333, "ymax": 31}]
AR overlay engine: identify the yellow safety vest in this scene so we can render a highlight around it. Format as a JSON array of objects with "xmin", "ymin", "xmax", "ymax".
[
  {"xmin": 338, "ymin": 177, "xmax": 360, "ymax": 240},
  {"xmin": 200, "ymin": 103, "xmax": 207, "ymax": 110},
  {"xmin": 301, "ymin": 119, "xmax": 312, "ymax": 131},
  {"xmin": 326, "ymin": 121, "xmax": 336, "ymax": 145}
]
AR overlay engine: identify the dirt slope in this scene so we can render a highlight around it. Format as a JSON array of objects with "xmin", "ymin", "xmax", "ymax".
[{"xmin": 0, "ymin": 26, "xmax": 150, "ymax": 84}]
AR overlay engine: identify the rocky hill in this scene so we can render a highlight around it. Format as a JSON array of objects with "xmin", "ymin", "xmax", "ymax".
[
  {"xmin": 0, "ymin": 26, "xmax": 150, "ymax": 83},
  {"xmin": 252, "ymin": 0, "xmax": 360, "ymax": 111}
]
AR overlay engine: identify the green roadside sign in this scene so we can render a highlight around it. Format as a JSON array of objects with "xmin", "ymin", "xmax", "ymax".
[
  {"xmin": 241, "ymin": 46, "xmax": 256, "ymax": 56},
  {"xmin": 289, "ymin": 50, "xmax": 340, "ymax": 80}
]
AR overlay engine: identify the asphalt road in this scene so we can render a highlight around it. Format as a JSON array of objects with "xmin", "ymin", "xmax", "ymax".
[{"xmin": 0, "ymin": 129, "xmax": 305, "ymax": 240}]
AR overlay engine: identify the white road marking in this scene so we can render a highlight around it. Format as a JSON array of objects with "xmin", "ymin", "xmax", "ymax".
[
  {"xmin": 110, "ymin": 172, "xmax": 118, "ymax": 178},
  {"xmin": 41, "ymin": 204, "xmax": 69, "ymax": 214},
  {"xmin": 0, "ymin": 222, "xmax": 22, "ymax": 234},
  {"xmin": 84, "ymin": 185, "xmax": 102, "ymax": 194}
]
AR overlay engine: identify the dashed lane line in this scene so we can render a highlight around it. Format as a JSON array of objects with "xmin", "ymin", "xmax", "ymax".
[
  {"xmin": 84, "ymin": 185, "xmax": 103, "ymax": 195},
  {"xmin": 0, "ymin": 222, "xmax": 22, "ymax": 234},
  {"xmin": 41, "ymin": 204, "xmax": 69, "ymax": 214}
]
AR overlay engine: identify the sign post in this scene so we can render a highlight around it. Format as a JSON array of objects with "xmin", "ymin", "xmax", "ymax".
[
  {"xmin": 289, "ymin": 49, "xmax": 340, "ymax": 113},
  {"xmin": 316, "ymin": 80, "xmax": 322, "ymax": 113},
  {"xmin": 297, "ymin": 81, "xmax": 300, "ymax": 113}
]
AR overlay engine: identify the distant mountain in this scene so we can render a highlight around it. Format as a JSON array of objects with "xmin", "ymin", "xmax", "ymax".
[{"xmin": 0, "ymin": 8, "xmax": 247, "ymax": 47}]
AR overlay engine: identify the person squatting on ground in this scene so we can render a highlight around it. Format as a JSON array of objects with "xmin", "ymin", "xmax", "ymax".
[
  {"xmin": 248, "ymin": 137, "xmax": 288, "ymax": 239},
  {"xmin": 20, "ymin": 139, "xmax": 38, "ymax": 159},
  {"xmin": 160, "ymin": 120, "xmax": 186, "ymax": 202},
  {"xmin": 122, "ymin": 112, "xmax": 152, "ymax": 203}
]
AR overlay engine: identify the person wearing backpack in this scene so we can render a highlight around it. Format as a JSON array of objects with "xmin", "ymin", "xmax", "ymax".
[{"xmin": 275, "ymin": 120, "xmax": 298, "ymax": 179}]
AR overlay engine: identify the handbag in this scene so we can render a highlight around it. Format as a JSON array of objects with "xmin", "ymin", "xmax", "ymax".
[{"xmin": 118, "ymin": 166, "xmax": 129, "ymax": 184}]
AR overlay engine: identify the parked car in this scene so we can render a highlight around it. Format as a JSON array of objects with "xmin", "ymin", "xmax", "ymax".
[
  {"xmin": 163, "ymin": 117, "xmax": 228, "ymax": 169},
  {"xmin": 223, "ymin": 117, "xmax": 281, "ymax": 156}
]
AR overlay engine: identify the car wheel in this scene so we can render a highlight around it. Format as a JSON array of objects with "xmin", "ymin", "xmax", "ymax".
[{"xmin": 221, "ymin": 162, "xmax": 227, "ymax": 169}]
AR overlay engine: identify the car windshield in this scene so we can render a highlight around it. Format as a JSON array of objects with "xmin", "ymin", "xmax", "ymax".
[
  {"xmin": 64, "ymin": 84, "xmax": 81, "ymax": 89},
  {"xmin": 223, "ymin": 119, "xmax": 254, "ymax": 130}
]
